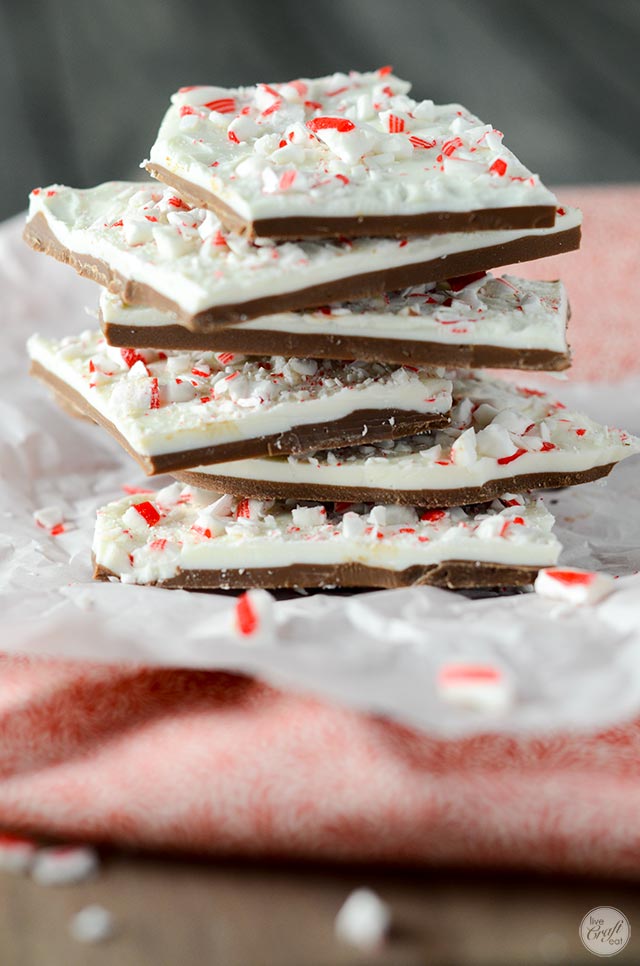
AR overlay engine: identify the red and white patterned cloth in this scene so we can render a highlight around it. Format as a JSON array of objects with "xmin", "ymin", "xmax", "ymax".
[{"xmin": 2, "ymin": 186, "xmax": 640, "ymax": 876}]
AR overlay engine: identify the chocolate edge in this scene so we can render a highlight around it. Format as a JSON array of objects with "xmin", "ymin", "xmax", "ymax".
[
  {"xmin": 93, "ymin": 557, "xmax": 541, "ymax": 590},
  {"xmin": 146, "ymin": 162, "xmax": 557, "ymax": 239},
  {"xmin": 173, "ymin": 462, "xmax": 617, "ymax": 506},
  {"xmin": 29, "ymin": 360, "xmax": 449, "ymax": 473}
]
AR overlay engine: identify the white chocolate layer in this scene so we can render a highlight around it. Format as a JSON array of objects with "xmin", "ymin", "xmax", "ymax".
[
  {"xmin": 27, "ymin": 331, "xmax": 452, "ymax": 459},
  {"xmin": 146, "ymin": 70, "xmax": 556, "ymax": 224},
  {"xmin": 100, "ymin": 273, "xmax": 569, "ymax": 354},
  {"xmin": 93, "ymin": 487, "xmax": 561, "ymax": 585},
  {"xmin": 187, "ymin": 373, "xmax": 640, "ymax": 491},
  {"xmin": 27, "ymin": 183, "xmax": 581, "ymax": 319}
]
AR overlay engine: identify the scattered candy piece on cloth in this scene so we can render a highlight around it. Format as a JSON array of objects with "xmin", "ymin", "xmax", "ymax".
[
  {"xmin": 3, "ymin": 656, "xmax": 640, "ymax": 877},
  {"xmin": 68, "ymin": 905, "xmax": 115, "ymax": 944},
  {"xmin": 335, "ymin": 888, "xmax": 391, "ymax": 950},
  {"xmin": 436, "ymin": 664, "xmax": 513, "ymax": 713},
  {"xmin": 31, "ymin": 844, "xmax": 99, "ymax": 886},
  {"xmin": 0, "ymin": 833, "xmax": 37, "ymax": 873},
  {"xmin": 534, "ymin": 567, "xmax": 616, "ymax": 605}
]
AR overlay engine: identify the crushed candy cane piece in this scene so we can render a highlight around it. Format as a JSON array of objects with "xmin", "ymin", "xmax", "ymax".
[
  {"xmin": 235, "ymin": 588, "xmax": 275, "ymax": 639},
  {"xmin": 33, "ymin": 505, "xmax": 64, "ymax": 531},
  {"xmin": 437, "ymin": 663, "xmax": 513, "ymax": 713},
  {"xmin": 68, "ymin": 905, "xmax": 115, "ymax": 945},
  {"xmin": 0, "ymin": 833, "xmax": 37, "ymax": 874},
  {"xmin": 534, "ymin": 567, "xmax": 616, "ymax": 605},
  {"xmin": 335, "ymin": 888, "xmax": 391, "ymax": 950},
  {"xmin": 31, "ymin": 845, "xmax": 99, "ymax": 886}
]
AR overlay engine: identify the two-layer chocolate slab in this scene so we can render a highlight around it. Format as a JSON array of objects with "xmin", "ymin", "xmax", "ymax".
[
  {"xmin": 24, "ymin": 183, "xmax": 581, "ymax": 328},
  {"xmin": 100, "ymin": 272, "xmax": 570, "ymax": 370},
  {"xmin": 93, "ymin": 485, "xmax": 560, "ymax": 590},
  {"xmin": 28, "ymin": 331, "xmax": 452, "ymax": 473},
  {"xmin": 176, "ymin": 374, "xmax": 640, "ymax": 504},
  {"xmin": 145, "ymin": 70, "xmax": 557, "ymax": 240}
]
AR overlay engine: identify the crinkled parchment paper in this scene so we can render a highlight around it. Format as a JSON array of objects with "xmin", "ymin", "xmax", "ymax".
[{"xmin": 2, "ymin": 213, "xmax": 640, "ymax": 737}]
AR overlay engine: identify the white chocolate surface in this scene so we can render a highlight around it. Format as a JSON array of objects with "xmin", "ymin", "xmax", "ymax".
[
  {"xmin": 100, "ymin": 273, "xmax": 569, "ymax": 354},
  {"xmin": 185, "ymin": 373, "xmax": 640, "ymax": 491},
  {"xmin": 93, "ymin": 486, "xmax": 561, "ymax": 585},
  {"xmin": 146, "ymin": 70, "xmax": 556, "ymax": 224},
  {"xmin": 27, "ymin": 183, "xmax": 581, "ymax": 319},
  {"xmin": 27, "ymin": 330, "xmax": 452, "ymax": 459}
]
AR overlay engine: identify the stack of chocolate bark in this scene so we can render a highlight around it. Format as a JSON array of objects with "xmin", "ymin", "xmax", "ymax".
[{"xmin": 25, "ymin": 70, "xmax": 639, "ymax": 592}]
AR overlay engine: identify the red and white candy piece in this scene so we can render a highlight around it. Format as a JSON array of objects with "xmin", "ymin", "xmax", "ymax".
[
  {"xmin": 31, "ymin": 845, "xmax": 99, "ymax": 886},
  {"xmin": 234, "ymin": 588, "xmax": 275, "ymax": 640},
  {"xmin": 436, "ymin": 663, "xmax": 512, "ymax": 713},
  {"xmin": 534, "ymin": 567, "xmax": 615, "ymax": 605},
  {"xmin": 33, "ymin": 505, "xmax": 65, "ymax": 536},
  {"xmin": 0, "ymin": 833, "xmax": 37, "ymax": 873},
  {"xmin": 334, "ymin": 888, "xmax": 391, "ymax": 950}
]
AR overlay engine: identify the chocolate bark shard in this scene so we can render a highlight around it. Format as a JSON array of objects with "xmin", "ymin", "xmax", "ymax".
[
  {"xmin": 146, "ymin": 161, "xmax": 556, "ymax": 240},
  {"xmin": 145, "ymin": 70, "xmax": 557, "ymax": 240},
  {"xmin": 99, "ymin": 272, "xmax": 571, "ymax": 371},
  {"xmin": 23, "ymin": 183, "xmax": 581, "ymax": 328},
  {"xmin": 172, "ymin": 371, "xmax": 640, "ymax": 502},
  {"xmin": 92, "ymin": 489, "xmax": 560, "ymax": 590},
  {"xmin": 27, "ymin": 333, "xmax": 451, "ymax": 473}
]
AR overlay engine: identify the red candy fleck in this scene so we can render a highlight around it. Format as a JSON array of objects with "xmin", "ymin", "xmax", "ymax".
[
  {"xmin": 409, "ymin": 136, "xmax": 437, "ymax": 150},
  {"xmin": 32, "ymin": 188, "xmax": 41, "ymax": 195},
  {"xmin": 236, "ymin": 593, "xmax": 258, "ymax": 636},
  {"xmin": 179, "ymin": 105, "xmax": 197, "ymax": 117},
  {"xmin": 228, "ymin": 130, "xmax": 240, "ymax": 144},
  {"xmin": 420, "ymin": 509, "xmax": 446, "ymax": 522},
  {"xmin": 50, "ymin": 523, "xmax": 65, "ymax": 536},
  {"xmin": 217, "ymin": 352, "xmax": 235, "ymax": 364},
  {"xmin": 378, "ymin": 65, "xmax": 393, "ymax": 77},
  {"xmin": 122, "ymin": 485, "xmax": 153, "ymax": 495},
  {"xmin": 398, "ymin": 238, "xmax": 408, "ymax": 247},
  {"xmin": 289, "ymin": 80, "xmax": 308, "ymax": 96},
  {"xmin": 439, "ymin": 664, "xmax": 501, "ymax": 684},
  {"xmin": 575, "ymin": 428, "xmax": 587, "ymax": 436},
  {"xmin": 212, "ymin": 230, "xmax": 227, "ymax": 247},
  {"xmin": 387, "ymin": 114, "xmax": 405, "ymax": 133},
  {"xmin": 191, "ymin": 524, "xmax": 212, "ymax": 538},
  {"xmin": 306, "ymin": 117, "xmax": 356, "ymax": 134},
  {"xmin": 497, "ymin": 448, "xmax": 527, "ymax": 465},
  {"xmin": 335, "ymin": 173, "xmax": 350, "ymax": 185},
  {"xmin": 134, "ymin": 501, "xmax": 161, "ymax": 526},
  {"xmin": 447, "ymin": 271, "xmax": 487, "ymax": 291},
  {"xmin": 540, "ymin": 441, "xmax": 557, "ymax": 452},
  {"xmin": 557, "ymin": 206, "xmax": 566, "ymax": 216},
  {"xmin": 545, "ymin": 569, "xmax": 595, "ymax": 586},
  {"xmin": 120, "ymin": 348, "xmax": 145, "ymax": 368},
  {"xmin": 398, "ymin": 527, "xmax": 415, "ymax": 534},
  {"xmin": 304, "ymin": 100, "xmax": 323, "ymax": 111},
  {"xmin": 326, "ymin": 86, "xmax": 349, "ymax": 97},
  {"xmin": 149, "ymin": 538, "xmax": 167, "ymax": 551},
  {"xmin": 279, "ymin": 170, "xmax": 297, "ymax": 190},
  {"xmin": 236, "ymin": 499, "xmax": 251, "ymax": 519},
  {"xmin": 168, "ymin": 196, "xmax": 190, "ymax": 209},
  {"xmin": 46, "ymin": 189, "xmax": 57, "ymax": 197},
  {"xmin": 442, "ymin": 137, "xmax": 463, "ymax": 157},
  {"xmin": 145, "ymin": 215, "xmax": 158, "ymax": 222},
  {"xmin": 149, "ymin": 378, "xmax": 160, "ymax": 410},
  {"xmin": 489, "ymin": 158, "xmax": 507, "ymax": 177},
  {"xmin": 518, "ymin": 387, "xmax": 546, "ymax": 397},
  {"xmin": 204, "ymin": 97, "xmax": 236, "ymax": 114}
]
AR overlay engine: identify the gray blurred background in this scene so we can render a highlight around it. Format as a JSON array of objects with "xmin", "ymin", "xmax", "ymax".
[{"xmin": 2, "ymin": 0, "xmax": 639, "ymax": 221}]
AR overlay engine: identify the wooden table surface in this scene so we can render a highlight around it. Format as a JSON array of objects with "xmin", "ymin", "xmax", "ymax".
[{"xmin": 1, "ymin": 851, "xmax": 638, "ymax": 965}]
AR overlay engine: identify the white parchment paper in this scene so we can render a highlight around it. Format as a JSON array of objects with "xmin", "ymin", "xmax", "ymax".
[{"xmin": 2, "ymin": 212, "xmax": 640, "ymax": 737}]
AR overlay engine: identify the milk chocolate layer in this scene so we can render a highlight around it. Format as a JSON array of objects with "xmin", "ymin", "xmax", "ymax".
[
  {"xmin": 101, "ymin": 316, "xmax": 571, "ymax": 372},
  {"xmin": 174, "ymin": 463, "xmax": 616, "ymax": 506},
  {"xmin": 31, "ymin": 361, "xmax": 448, "ymax": 475},
  {"xmin": 94, "ymin": 557, "xmax": 540, "ymax": 591},
  {"xmin": 146, "ymin": 161, "xmax": 557, "ymax": 240},
  {"xmin": 24, "ymin": 212, "xmax": 581, "ymax": 329}
]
